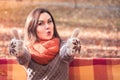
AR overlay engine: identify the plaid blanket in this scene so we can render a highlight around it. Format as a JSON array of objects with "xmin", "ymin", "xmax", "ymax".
[
  {"xmin": 69, "ymin": 58, "xmax": 120, "ymax": 80},
  {"xmin": 0, "ymin": 58, "xmax": 120, "ymax": 80},
  {"xmin": 0, "ymin": 58, "xmax": 27, "ymax": 80}
]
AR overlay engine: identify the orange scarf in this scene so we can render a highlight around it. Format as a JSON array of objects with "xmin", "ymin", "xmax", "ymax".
[{"xmin": 27, "ymin": 38, "xmax": 60, "ymax": 65}]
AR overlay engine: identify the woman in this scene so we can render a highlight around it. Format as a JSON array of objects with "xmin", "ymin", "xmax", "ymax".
[{"xmin": 9, "ymin": 8, "xmax": 81, "ymax": 80}]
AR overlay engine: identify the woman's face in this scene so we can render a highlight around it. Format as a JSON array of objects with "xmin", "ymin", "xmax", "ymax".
[{"xmin": 36, "ymin": 12, "xmax": 54, "ymax": 41}]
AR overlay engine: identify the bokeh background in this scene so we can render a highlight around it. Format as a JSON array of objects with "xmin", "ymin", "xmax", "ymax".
[{"xmin": 0, "ymin": 0, "xmax": 120, "ymax": 58}]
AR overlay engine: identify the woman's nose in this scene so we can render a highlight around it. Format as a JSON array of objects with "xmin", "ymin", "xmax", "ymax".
[{"xmin": 45, "ymin": 23, "xmax": 50, "ymax": 29}]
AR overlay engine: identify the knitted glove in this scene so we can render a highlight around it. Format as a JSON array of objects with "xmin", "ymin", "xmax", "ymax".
[
  {"xmin": 9, "ymin": 29, "xmax": 24, "ymax": 57},
  {"xmin": 66, "ymin": 28, "xmax": 81, "ymax": 56}
]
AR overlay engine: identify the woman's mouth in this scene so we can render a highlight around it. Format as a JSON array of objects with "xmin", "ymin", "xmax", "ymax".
[{"xmin": 46, "ymin": 31, "xmax": 51, "ymax": 35}]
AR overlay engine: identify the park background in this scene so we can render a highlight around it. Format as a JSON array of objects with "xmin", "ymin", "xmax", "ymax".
[{"xmin": 0, "ymin": 0, "xmax": 119, "ymax": 58}]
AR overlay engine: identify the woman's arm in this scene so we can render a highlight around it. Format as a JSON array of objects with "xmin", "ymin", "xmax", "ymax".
[
  {"xmin": 9, "ymin": 39, "xmax": 31, "ymax": 68},
  {"xmin": 16, "ymin": 47, "xmax": 31, "ymax": 68},
  {"xmin": 59, "ymin": 42, "xmax": 74, "ymax": 63},
  {"xmin": 9, "ymin": 29, "xmax": 31, "ymax": 68},
  {"xmin": 59, "ymin": 28, "xmax": 81, "ymax": 62}
]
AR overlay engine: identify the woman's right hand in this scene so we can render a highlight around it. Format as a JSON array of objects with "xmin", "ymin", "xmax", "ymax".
[{"xmin": 9, "ymin": 29, "xmax": 24, "ymax": 57}]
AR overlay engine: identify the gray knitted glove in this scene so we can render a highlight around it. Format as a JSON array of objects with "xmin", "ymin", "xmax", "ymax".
[
  {"xmin": 66, "ymin": 28, "xmax": 81, "ymax": 56},
  {"xmin": 9, "ymin": 29, "xmax": 24, "ymax": 57}
]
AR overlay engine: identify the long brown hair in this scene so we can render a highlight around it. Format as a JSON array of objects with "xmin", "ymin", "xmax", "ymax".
[{"xmin": 24, "ymin": 8, "xmax": 61, "ymax": 44}]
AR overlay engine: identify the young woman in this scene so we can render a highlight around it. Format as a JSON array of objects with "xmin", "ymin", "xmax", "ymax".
[{"xmin": 9, "ymin": 8, "xmax": 81, "ymax": 80}]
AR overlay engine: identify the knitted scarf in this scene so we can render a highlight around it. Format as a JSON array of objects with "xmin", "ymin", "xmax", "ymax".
[{"xmin": 27, "ymin": 38, "xmax": 60, "ymax": 64}]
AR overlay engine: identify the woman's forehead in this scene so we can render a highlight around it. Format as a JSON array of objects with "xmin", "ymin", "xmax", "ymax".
[{"xmin": 38, "ymin": 12, "xmax": 51, "ymax": 21}]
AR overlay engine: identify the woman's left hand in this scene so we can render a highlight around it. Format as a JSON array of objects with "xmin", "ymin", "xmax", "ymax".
[{"xmin": 66, "ymin": 28, "xmax": 81, "ymax": 56}]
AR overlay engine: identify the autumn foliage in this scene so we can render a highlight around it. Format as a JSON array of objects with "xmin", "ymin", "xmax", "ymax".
[{"xmin": 0, "ymin": 0, "xmax": 119, "ymax": 58}]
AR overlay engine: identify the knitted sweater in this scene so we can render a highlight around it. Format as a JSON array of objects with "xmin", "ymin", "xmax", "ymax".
[{"xmin": 17, "ymin": 42, "xmax": 74, "ymax": 80}]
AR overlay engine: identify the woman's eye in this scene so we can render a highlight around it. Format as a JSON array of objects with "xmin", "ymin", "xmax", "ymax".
[
  {"xmin": 48, "ymin": 20, "xmax": 52, "ymax": 24},
  {"xmin": 38, "ymin": 22, "xmax": 43, "ymax": 26}
]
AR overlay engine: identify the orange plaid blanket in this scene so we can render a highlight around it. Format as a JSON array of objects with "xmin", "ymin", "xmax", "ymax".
[
  {"xmin": 69, "ymin": 58, "xmax": 120, "ymax": 80},
  {"xmin": 0, "ymin": 58, "xmax": 120, "ymax": 80},
  {"xmin": 0, "ymin": 58, "xmax": 26, "ymax": 80}
]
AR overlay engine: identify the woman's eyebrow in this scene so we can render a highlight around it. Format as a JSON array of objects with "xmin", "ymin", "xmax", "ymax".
[
  {"xmin": 38, "ymin": 20, "xmax": 43, "ymax": 22},
  {"xmin": 48, "ymin": 18, "xmax": 52, "ymax": 20},
  {"xmin": 38, "ymin": 18, "xmax": 52, "ymax": 22}
]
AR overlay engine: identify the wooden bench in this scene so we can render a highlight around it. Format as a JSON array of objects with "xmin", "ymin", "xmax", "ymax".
[{"xmin": 0, "ymin": 58, "xmax": 120, "ymax": 80}]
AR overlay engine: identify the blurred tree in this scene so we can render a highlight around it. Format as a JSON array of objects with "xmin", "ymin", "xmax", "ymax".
[
  {"xmin": 73, "ymin": 0, "xmax": 77, "ymax": 8},
  {"xmin": 16, "ymin": 0, "xmax": 22, "ymax": 1}
]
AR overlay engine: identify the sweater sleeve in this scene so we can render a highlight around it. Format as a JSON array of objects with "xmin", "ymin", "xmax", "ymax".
[
  {"xmin": 16, "ymin": 47, "xmax": 31, "ymax": 68},
  {"xmin": 59, "ymin": 42, "xmax": 74, "ymax": 63}
]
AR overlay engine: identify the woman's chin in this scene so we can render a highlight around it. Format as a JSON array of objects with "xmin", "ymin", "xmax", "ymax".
[{"xmin": 41, "ymin": 37, "xmax": 53, "ymax": 41}]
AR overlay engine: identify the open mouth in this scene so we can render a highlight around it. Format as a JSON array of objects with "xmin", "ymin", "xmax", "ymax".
[{"xmin": 47, "ymin": 31, "xmax": 51, "ymax": 35}]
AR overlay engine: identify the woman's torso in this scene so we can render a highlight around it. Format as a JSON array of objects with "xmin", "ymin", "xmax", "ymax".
[{"xmin": 27, "ymin": 54, "xmax": 70, "ymax": 80}]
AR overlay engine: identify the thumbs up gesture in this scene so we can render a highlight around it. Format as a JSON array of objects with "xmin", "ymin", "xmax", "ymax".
[
  {"xmin": 66, "ymin": 28, "xmax": 81, "ymax": 56},
  {"xmin": 9, "ymin": 28, "xmax": 24, "ymax": 57}
]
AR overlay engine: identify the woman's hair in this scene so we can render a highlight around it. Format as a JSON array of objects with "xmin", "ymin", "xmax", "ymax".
[{"xmin": 24, "ymin": 8, "xmax": 61, "ymax": 44}]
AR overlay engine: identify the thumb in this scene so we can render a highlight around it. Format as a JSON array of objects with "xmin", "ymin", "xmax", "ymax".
[
  {"xmin": 71, "ymin": 28, "xmax": 80, "ymax": 38},
  {"xmin": 11, "ymin": 28, "xmax": 21, "ymax": 40}
]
